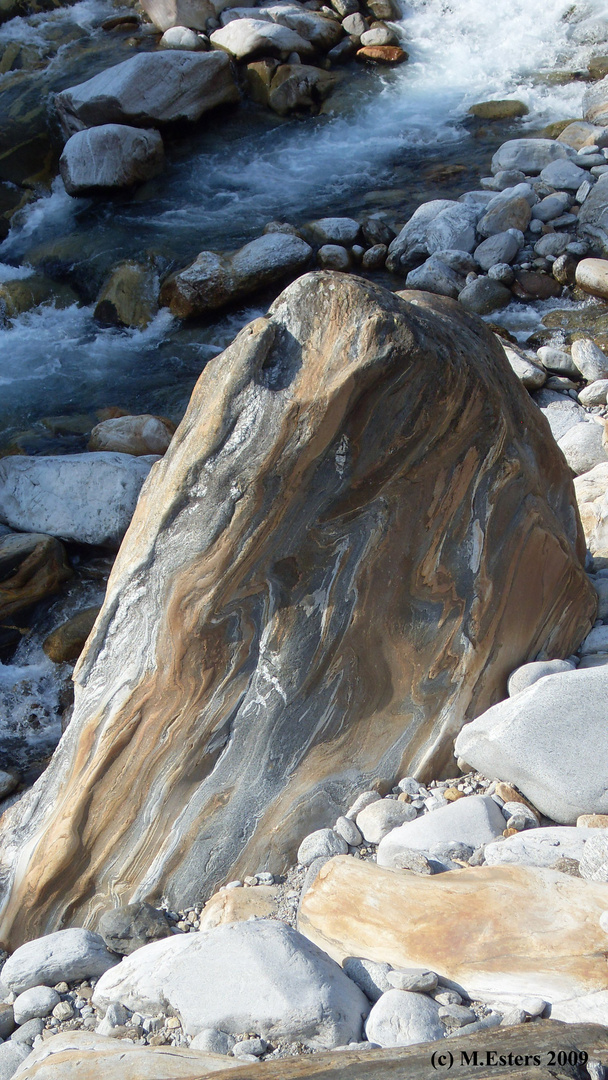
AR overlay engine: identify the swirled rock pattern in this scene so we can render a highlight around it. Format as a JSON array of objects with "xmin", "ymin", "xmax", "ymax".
[{"xmin": 0, "ymin": 273, "xmax": 594, "ymax": 947}]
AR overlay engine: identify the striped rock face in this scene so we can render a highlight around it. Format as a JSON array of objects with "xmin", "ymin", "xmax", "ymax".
[{"xmin": 0, "ymin": 273, "xmax": 595, "ymax": 946}]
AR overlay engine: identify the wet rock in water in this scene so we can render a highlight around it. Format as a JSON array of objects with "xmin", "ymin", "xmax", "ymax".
[
  {"xmin": 42, "ymin": 607, "xmax": 101, "ymax": 664},
  {"xmin": 455, "ymin": 666, "xmax": 608, "ymax": 823},
  {"xmin": 468, "ymin": 99, "xmax": 529, "ymax": 120},
  {"xmin": 210, "ymin": 18, "xmax": 316, "ymax": 59},
  {"xmin": 0, "ymin": 768, "xmax": 19, "ymax": 798},
  {"xmin": 0, "ymin": 532, "xmax": 72, "ymax": 625},
  {"xmin": 356, "ymin": 45, "xmax": 408, "ymax": 63},
  {"xmin": 576, "ymin": 257, "xmax": 608, "ymax": 300},
  {"xmin": 92, "ymin": 919, "xmax": 369, "ymax": 1046},
  {"xmin": 97, "ymin": 902, "xmax": 172, "ymax": 956},
  {"xmin": 365, "ymin": 989, "xmax": 444, "ymax": 1048},
  {"xmin": 88, "ymin": 415, "xmax": 174, "ymax": 456},
  {"xmin": 140, "ymin": 0, "xmax": 214, "ymax": 30},
  {"xmin": 304, "ymin": 217, "xmax": 360, "ymax": 245},
  {"xmin": 0, "ymin": 277, "xmax": 78, "ymax": 324},
  {"xmin": 458, "ymin": 276, "xmax": 511, "ymax": 315},
  {"xmin": 507, "ymin": 658, "xmax": 575, "ymax": 696},
  {"xmin": 298, "ymin": 856, "xmax": 608, "ymax": 1006},
  {"xmin": 94, "ymin": 261, "xmax": 160, "ymax": 330},
  {"xmin": 326, "ymin": 35, "xmax": 358, "ymax": 63},
  {"xmin": 558, "ymin": 421, "xmax": 608, "ymax": 476},
  {"xmin": 491, "ymin": 138, "xmax": 576, "ymax": 175},
  {"xmin": 0, "ymin": 453, "xmax": 159, "ymax": 548},
  {"xmin": 377, "ymin": 796, "xmax": 506, "ymax": 867},
  {"xmin": 59, "ymin": 125, "xmax": 164, "ymax": 196},
  {"xmin": 160, "ymin": 232, "xmax": 312, "ymax": 316},
  {"xmin": 161, "ymin": 25, "xmax": 208, "ymax": 48},
  {"xmin": 54, "ymin": 53, "xmax": 239, "ymax": 136},
  {"xmin": 0, "ymin": 274, "xmax": 595, "ymax": 944},
  {"xmin": 2, "ymin": 929, "xmax": 118, "ymax": 994},
  {"xmin": 584, "ymin": 76, "xmax": 608, "ymax": 127},
  {"xmin": 360, "ymin": 26, "xmax": 397, "ymax": 46},
  {"xmin": 511, "ymin": 270, "xmax": 561, "ymax": 301},
  {"xmin": 316, "ymin": 244, "xmax": 351, "ymax": 268},
  {"xmin": 245, "ymin": 58, "xmax": 280, "ymax": 104},
  {"xmin": 552, "ymin": 253, "xmax": 578, "ymax": 287},
  {"xmin": 361, "ymin": 243, "xmax": 387, "ymax": 269},
  {"xmin": 268, "ymin": 64, "xmax": 341, "ymax": 115}
]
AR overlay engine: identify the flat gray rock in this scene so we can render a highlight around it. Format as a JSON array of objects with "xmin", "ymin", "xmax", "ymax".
[
  {"xmin": 474, "ymin": 231, "xmax": 520, "ymax": 270},
  {"xmin": 580, "ymin": 624, "xmax": 608, "ymax": 655},
  {"xmin": 571, "ymin": 338, "xmax": 608, "ymax": 382},
  {"xmin": 97, "ymin": 902, "xmax": 172, "ymax": 956},
  {"xmin": 508, "ymin": 659, "xmax": 577, "ymax": 698},
  {"xmin": 539, "ymin": 159, "xmax": 588, "ymax": 190},
  {"xmin": 533, "ymin": 389, "xmax": 587, "ymax": 442},
  {"xmin": 491, "ymin": 139, "xmax": 575, "ymax": 176},
  {"xmin": 0, "ymin": 1041, "xmax": 29, "ymax": 1080},
  {"xmin": 455, "ymin": 667, "xmax": 608, "ymax": 824},
  {"xmin": 55, "ymin": 52, "xmax": 239, "ymax": 136},
  {"xmin": 502, "ymin": 347, "xmax": 546, "ymax": 390},
  {"xmin": 364, "ymin": 989, "xmax": 444, "ymax": 1047},
  {"xmin": 305, "ymin": 218, "xmax": 360, "ymax": 245},
  {"xmin": 60, "ymin": 125, "xmax": 164, "ymax": 195},
  {"xmin": 426, "ymin": 203, "xmax": 480, "ymax": 254},
  {"xmin": 376, "ymin": 795, "xmax": 505, "ymax": 867},
  {"xmin": 2, "ymin": 929, "xmax": 118, "ymax": 994},
  {"xmin": 342, "ymin": 957, "xmax": 392, "ymax": 1002},
  {"xmin": 92, "ymin": 918, "xmax": 369, "ymax": 1048},
  {"xmin": 0, "ymin": 453, "xmax": 158, "ymax": 548},
  {"xmin": 483, "ymin": 827, "xmax": 595, "ymax": 869}
]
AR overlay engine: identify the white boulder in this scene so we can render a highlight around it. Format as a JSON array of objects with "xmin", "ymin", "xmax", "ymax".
[
  {"xmin": 13, "ymin": 986, "xmax": 60, "ymax": 1025},
  {"xmin": 2, "ymin": 929, "xmax": 118, "ymax": 994},
  {"xmin": 210, "ymin": 18, "xmax": 315, "ymax": 59},
  {"xmin": 92, "ymin": 919, "xmax": 369, "ymax": 1047},
  {"xmin": 454, "ymin": 667, "xmax": 608, "ymax": 824},
  {"xmin": 0, "ymin": 452, "xmax": 158, "ymax": 547},
  {"xmin": 491, "ymin": 139, "xmax": 576, "ymax": 176},
  {"xmin": 483, "ymin": 827, "xmax": 595, "ymax": 869},
  {"xmin": 364, "ymin": 989, "xmax": 444, "ymax": 1048}
]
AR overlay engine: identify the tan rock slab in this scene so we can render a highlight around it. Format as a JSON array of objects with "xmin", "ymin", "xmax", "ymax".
[
  {"xmin": 297, "ymin": 856, "xmax": 608, "ymax": 1004},
  {"xmin": 557, "ymin": 121, "xmax": 605, "ymax": 149},
  {"xmin": 577, "ymin": 815, "xmax": 608, "ymax": 828},
  {"xmin": 576, "ymin": 258, "xmax": 608, "ymax": 301},
  {"xmin": 12, "ymin": 1031, "xmax": 245, "ymax": 1079},
  {"xmin": 356, "ymin": 45, "xmax": 408, "ymax": 63},
  {"xmin": 198, "ymin": 885, "xmax": 278, "ymax": 931},
  {"xmin": 493, "ymin": 782, "xmax": 538, "ymax": 814}
]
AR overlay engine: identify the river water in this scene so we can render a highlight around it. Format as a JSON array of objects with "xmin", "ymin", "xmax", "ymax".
[{"xmin": 0, "ymin": 0, "xmax": 607, "ymax": 769}]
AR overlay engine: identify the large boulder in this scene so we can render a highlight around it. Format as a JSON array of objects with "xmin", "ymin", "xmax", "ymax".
[
  {"xmin": 0, "ymin": 453, "xmax": 158, "ymax": 548},
  {"xmin": 159, "ymin": 232, "xmax": 312, "ymax": 316},
  {"xmin": 376, "ymin": 795, "xmax": 506, "ymax": 868},
  {"xmin": 297, "ymin": 855, "xmax": 608, "ymax": 1006},
  {"xmin": 59, "ymin": 125, "xmax": 164, "ymax": 196},
  {"xmin": 91, "ymin": 919, "xmax": 369, "ymax": 1047},
  {"xmin": 454, "ymin": 666, "xmax": 608, "ymax": 823},
  {"xmin": 54, "ymin": 52, "xmax": 239, "ymax": 136},
  {"xmin": 0, "ymin": 274, "xmax": 594, "ymax": 946}
]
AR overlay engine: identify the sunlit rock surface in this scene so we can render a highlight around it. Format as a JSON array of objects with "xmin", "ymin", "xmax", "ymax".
[{"xmin": 0, "ymin": 273, "xmax": 594, "ymax": 946}]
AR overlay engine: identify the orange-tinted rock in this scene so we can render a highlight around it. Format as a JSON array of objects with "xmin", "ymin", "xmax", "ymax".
[
  {"xmin": 356, "ymin": 45, "xmax": 408, "ymax": 64},
  {"xmin": 0, "ymin": 532, "xmax": 72, "ymax": 623},
  {"xmin": 198, "ymin": 885, "xmax": 279, "ymax": 932},
  {"xmin": 298, "ymin": 855, "xmax": 608, "ymax": 1004},
  {"xmin": 88, "ymin": 415, "xmax": 175, "ymax": 456},
  {"xmin": 43, "ymin": 607, "xmax": 101, "ymax": 664},
  {"xmin": 0, "ymin": 273, "xmax": 594, "ymax": 947}
]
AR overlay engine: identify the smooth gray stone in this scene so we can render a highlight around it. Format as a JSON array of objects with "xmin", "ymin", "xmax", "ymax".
[
  {"xmin": 305, "ymin": 218, "xmax": 360, "ymax": 245},
  {"xmin": 406, "ymin": 255, "xmax": 466, "ymax": 299},
  {"xmin": 539, "ymin": 159, "xmax": 588, "ymax": 190},
  {"xmin": 297, "ymin": 829, "xmax": 348, "ymax": 866},
  {"xmin": 534, "ymin": 232, "xmax": 572, "ymax": 258},
  {"xmin": 502, "ymin": 346, "xmax": 546, "ymax": 390},
  {"xmin": 12, "ymin": 986, "xmax": 60, "ymax": 1025},
  {"xmin": 508, "ymin": 658, "xmax": 576, "ymax": 696},
  {"xmin": 92, "ymin": 919, "xmax": 370, "ymax": 1048},
  {"xmin": 426, "ymin": 203, "xmax": 480, "ymax": 255},
  {"xmin": 55, "ymin": 52, "xmax": 238, "ymax": 136},
  {"xmin": 2, "ymin": 929, "xmax": 118, "ymax": 994},
  {"xmin": 572, "ymin": 339, "xmax": 608, "ymax": 382},
  {"xmin": 558, "ymin": 422, "xmax": 608, "ymax": 476},
  {"xmin": 355, "ymin": 799, "xmax": 417, "ymax": 844},
  {"xmin": 537, "ymin": 346, "xmax": 581, "ymax": 378},
  {"xmin": 189, "ymin": 1028, "xmax": 236, "ymax": 1054},
  {"xmin": 474, "ymin": 231, "xmax": 519, "ymax": 270},
  {"xmin": 0, "ymin": 1005, "xmax": 14, "ymax": 1040},
  {"xmin": 377, "ymin": 796, "xmax": 506, "ymax": 867},
  {"xmin": 491, "ymin": 139, "xmax": 576, "ymax": 176},
  {"xmin": 334, "ymin": 816, "xmax": 362, "ymax": 846},
  {"xmin": 342, "ymin": 957, "xmax": 392, "ymax": 1002},
  {"xmin": 457, "ymin": 277, "xmax": 511, "ymax": 315},
  {"xmin": 532, "ymin": 389, "xmax": 587, "ymax": 442},
  {"xmin": 10, "ymin": 1017, "xmax": 44, "ymax": 1045},
  {"xmin": 455, "ymin": 667, "xmax": 608, "ymax": 824},
  {"xmin": 386, "ymin": 969, "xmax": 438, "ymax": 993},
  {"xmin": 210, "ymin": 18, "xmax": 316, "ymax": 58},
  {"xmin": 364, "ymin": 989, "xmax": 444, "ymax": 1048},
  {"xmin": 386, "ymin": 199, "xmax": 453, "ymax": 269},
  {"xmin": 531, "ymin": 193, "xmax": 570, "ymax": 222}
]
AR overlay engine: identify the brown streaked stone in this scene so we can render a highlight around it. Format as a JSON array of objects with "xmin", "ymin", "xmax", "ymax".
[
  {"xmin": 0, "ymin": 273, "xmax": 594, "ymax": 947},
  {"xmin": 356, "ymin": 45, "xmax": 408, "ymax": 63},
  {"xmin": 198, "ymin": 885, "xmax": 279, "ymax": 932}
]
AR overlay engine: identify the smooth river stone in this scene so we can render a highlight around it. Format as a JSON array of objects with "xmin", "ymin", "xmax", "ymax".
[
  {"xmin": 297, "ymin": 856, "xmax": 608, "ymax": 1005},
  {"xmin": 0, "ymin": 273, "xmax": 594, "ymax": 946}
]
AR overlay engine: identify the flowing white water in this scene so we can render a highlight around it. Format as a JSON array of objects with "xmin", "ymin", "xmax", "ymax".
[{"xmin": 1, "ymin": 0, "xmax": 608, "ymax": 765}]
